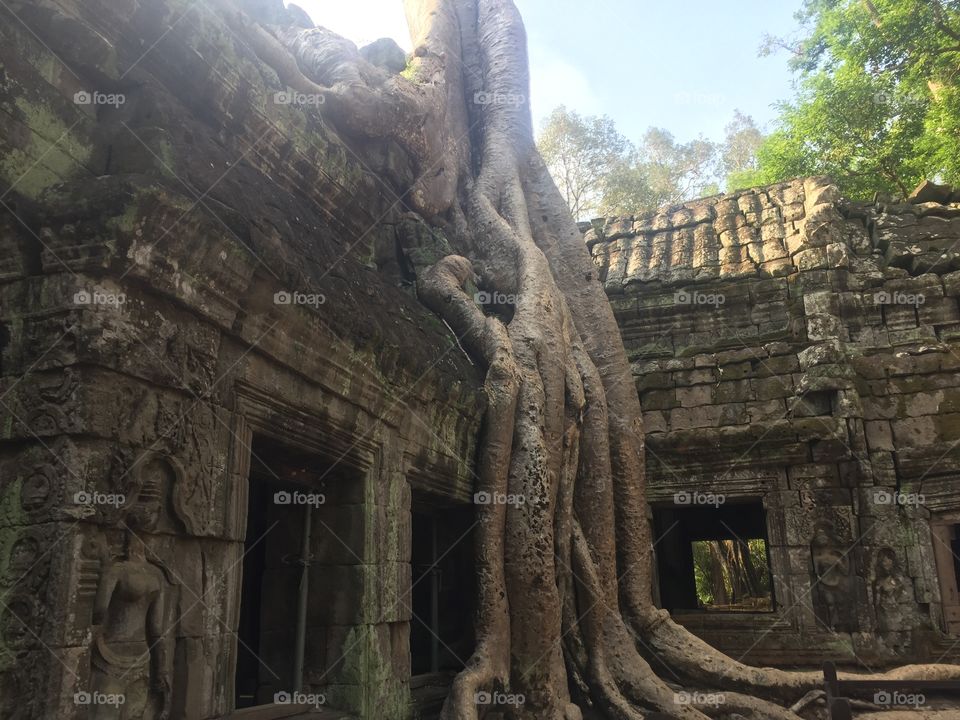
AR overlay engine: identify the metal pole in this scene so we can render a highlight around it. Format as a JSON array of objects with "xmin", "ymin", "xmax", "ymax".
[
  {"xmin": 293, "ymin": 503, "xmax": 312, "ymax": 692},
  {"xmin": 430, "ymin": 520, "xmax": 439, "ymax": 673}
]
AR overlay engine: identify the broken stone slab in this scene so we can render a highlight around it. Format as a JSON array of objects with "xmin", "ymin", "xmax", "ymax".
[
  {"xmin": 793, "ymin": 242, "xmax": 850, "ymax": 271},
  {"xmin": 908, "ymin": 179, "xmax": 954, "ymax": 205},
  {"xmin": 798, "ymin": 340, "xmax": 844, "ymax": 371},
  {"xmin": 913, "ymin": 201, "xmax": 960, "ymax": 218}
]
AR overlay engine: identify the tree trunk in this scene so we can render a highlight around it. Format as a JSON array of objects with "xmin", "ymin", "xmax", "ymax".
[
  {"xmin": 708, "ymin": 542, "xmax": 731, "ymax": 607},
  {"xmin": 223, "ymin": 0, "xmax": 960, "ymax": 716}
]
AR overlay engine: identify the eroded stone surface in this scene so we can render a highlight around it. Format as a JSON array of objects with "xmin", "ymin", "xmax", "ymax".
[
  {"xmin": 0, "ymin": 1, "xmax": 481, "ymax": 718},
  {"xmin": 592, "ymin": 176, "xmax": 960, "ymax": 667},
  {"xmin": 4, "ymin": 0, "xmax": 960, "ymax": 717}
]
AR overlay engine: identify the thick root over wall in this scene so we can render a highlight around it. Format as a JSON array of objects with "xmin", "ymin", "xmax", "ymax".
[{"xmin": 221, "ymin": 0, "xmax": 960, "ymax": 717}]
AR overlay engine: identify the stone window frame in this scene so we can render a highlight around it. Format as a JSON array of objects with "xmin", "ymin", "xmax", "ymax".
[{"xmin": 647, "ymin": 478, "xmax": 798, "ymax": 630}]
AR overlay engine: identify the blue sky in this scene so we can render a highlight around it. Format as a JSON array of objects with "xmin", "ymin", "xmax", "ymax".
[{"xmin": 290, "ymin": 0, "xmax": 803, "ymax": 145}]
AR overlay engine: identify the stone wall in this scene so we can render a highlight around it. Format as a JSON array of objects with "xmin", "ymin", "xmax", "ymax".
[
  {"xmin": 4, "ymin": 2, "xmax": 960, "ymax": 719},
  {"xmin": 590, "ymin": 177, "xmax": 960, "ymax": 665},
  {"xmin": 0, "ymin": 1, "xmax": 481, "ymax": 718}
]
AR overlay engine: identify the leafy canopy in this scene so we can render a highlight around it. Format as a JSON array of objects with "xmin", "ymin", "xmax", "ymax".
[
  {"xmin": 537, "ymin": 107, "xmax": 758, "ymax": 219},
  {"xmin": 750, "ymin": 0, "xmax": 960, "ymax": 198}
]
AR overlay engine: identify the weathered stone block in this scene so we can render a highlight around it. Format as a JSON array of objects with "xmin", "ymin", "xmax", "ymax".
[
  {"xmin": 864, "ymin": 420, "xmax": 894, "ymax": 451},
  {"xmin": 943, "ymin": 269, "xmax": 960, "ymax": 297},
  {"xmin": 891, "ymin": 416, "xmax": 937, "ymax": 447},
  {"xmin": 641, "ymin": 388, "xmax": 678, "ymax": 410},
  {"xmin": 676, "ymin": 385, "xmax": 712, "ymax": 407},
  {"xmin": 669, "ymin": 405, "xmax": 727, "ymax": 430},
  {"xmin": 806, "ymin": 314, "xmax": 845, "ymax": 341},
  {"xmin": 746, "ymin": 399, "xmax": 787, "ymax": 423},
  {"xmin": 673, "ymin": 368, "xmax": 717, "ymax": 385},
  {"xmin": 752, "ymin": 376, "xmax": 793, "ymax": 400},
  {"xmin": 888, "ymin": 326, "xmax": 938, "ymax": 346},
  {"xmin": 637, "ymin": 371, "xmax": 673, "ymax": 391},
  {"xmin": 712, "ymin": 379, "xmax": 753, "ymax": 404},
  {"xmin": 937, "ymin": 412, "xmax": 960, "ymax": 441},
  {"xmin": 718, "ymin": 360, "xmax": 753, "ymax": 380},
  {"xmin": 798, "ymin": 341, "xmax": 843, "ymax": 371},
  {"xmin": 642, "ymin": 410, "xmax": 669, "ymax": 433}
]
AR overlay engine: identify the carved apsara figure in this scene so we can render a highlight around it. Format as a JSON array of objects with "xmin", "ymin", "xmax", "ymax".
[
  {"xmin": 873, "ymin": 547, "xmax": 917, "ymax": 652},
  {"xmin": 811, "ymin": 521, "xmax": 855, "ymax": 632},
  {"xmin": 874, "ymin": 549, "xmax": 906, "ymax": 628},
  {"xmin": 90, "ymin": 483, "xmax": 172, "ymax": 719}
]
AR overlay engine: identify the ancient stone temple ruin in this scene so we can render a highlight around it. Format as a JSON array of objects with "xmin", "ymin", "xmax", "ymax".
[
  {"xmin": 2, "ymin": 1, "xmax": 960, "ymax": 719},
  {"xmin": 587, "ymin": 177, "xmax": 960, "ymax": 667}
]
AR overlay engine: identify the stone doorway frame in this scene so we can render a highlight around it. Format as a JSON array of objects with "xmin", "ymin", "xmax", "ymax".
[
  {"xmin": 930, "ymin": 511, "xmax": 960, "ymax": 635},
  {"xmin": 221, "ymin": 382, "xmax": 381, "ymax": 717}
]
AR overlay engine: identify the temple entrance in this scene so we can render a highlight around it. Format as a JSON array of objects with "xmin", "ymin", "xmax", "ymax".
[
  {"xmin": 931, "ymin": 514, "xmax": 960, "ymax": 635},
  {"xmin": 234, "ymin": 435, "xmax": 332, "ymax": 709},
  {"xmin": 652, "ymin": 500, "xmax": 775, "ymax": 613},
  {"xmin": 408, "ymin": 496, "xmax": 474, "ymax": 714},
  {"xmin": 235, "ymin": 470, "xmax": 272, "ymax": 708}
]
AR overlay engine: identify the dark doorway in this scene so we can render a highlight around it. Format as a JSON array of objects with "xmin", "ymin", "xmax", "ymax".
[
  {"xmin": 409, "ymin": 500, "xmax": 475, "ymax": 677},
  {"xmin": 235, "ymin": 471, "xmax": 271, "ymax": 708},
  {"xmin": 234, "ymin": 436, "xmax": 328, "ymax": 708},
  {"xmin": 951, "ymin": 524, "xmax": 960, "ymax": 592},
  {"xmin": 652, "ymin": 500, "xmax": 775, "ymax": 613},
  {"xmin": 931, "ymin": 517, "xmax": 960, "ymax": 634}
]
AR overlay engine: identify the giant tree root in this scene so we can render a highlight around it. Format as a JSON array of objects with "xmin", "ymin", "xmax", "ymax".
[{"xmin": 214, "ymin": 0, "xmax": 960, "ymax": 717}]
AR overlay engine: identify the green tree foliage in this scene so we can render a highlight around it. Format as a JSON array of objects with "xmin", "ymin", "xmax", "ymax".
[
  {"xmin": 537, "ymin": 107, "xmax": 739, "ymax": 219},
  {"xmin": 536, "ymin": 106, "xmax": 629, "ymax": 219},
  {"xmin": 721, "ymin": 111, "xmax": 766, "ymax": 191},
  {"xmin": 754, "ymin": 0, "xmax": 960, "ymax": 198},
  {"xmin": 691, "ymin": 539, "xmax": 773, "ymax": 611}
]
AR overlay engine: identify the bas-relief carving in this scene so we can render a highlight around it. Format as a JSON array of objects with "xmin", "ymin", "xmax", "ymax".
[
  {"xmin": 872, "ymin": 547, "xmax": 926, "ymax": 653},
  {"xmin": 0, "ymin": 594, "xmax": 40, "ymax": 651},
  {"xmin": 22, "ymin": 313, "xmax": 80, "ymax": 368},
  {"xmin": 89, "ymin": 475, "xmax": 180, "ymax": 720},
  {"xmin": 164, "ymin": 329, "xmax": 217, "ymax": 396},
  {"xmin": 115, "ymin": 396, "xmax": 224, "ymax": 537},
  {"xmin": 19, "ymin": 464, "xmax": 59, "ymax": 518},
  {"xmin": 178, "ymin": 404, "xmax": 222, "ymax": 536},
  {"xmin": 0, "ymin": 527, "xmax": 50, "ymax": 593},
  {"xmin": 135, "ymin": 455, "xmax": 187, "ymax": 536},
  {"xmin": 1, "ymin": 368, "xmax": 83, "ymax": 438},
  {"xmin": 810, "ymin": 520, "xmax": 856, "ymax": 633}
]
